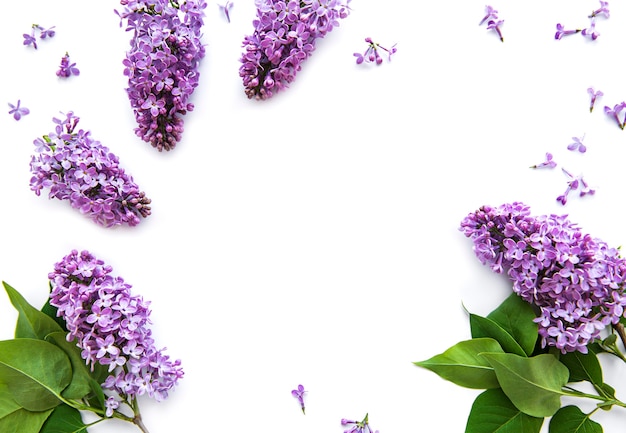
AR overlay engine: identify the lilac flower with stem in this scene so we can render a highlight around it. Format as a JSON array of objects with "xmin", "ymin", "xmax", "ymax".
[
  {"xmin": 556, "ymin": 168, "xmax": 579, "ymax": 205},
  {"xmin": 530, "ymin": 152, "xmax": 556, "ymax": 169},
  {"xmin": 567, "ymin": 134, "xmax": 586, "ymax": 153},
  {"xmin": 341, "ymin": 413, "xmax": 379, "ymax": 433},
  {"xmin": 8, "ymin": 100, "xmax": 30, "ymax": 121},
  {"xmin": 587, "ymin": 87, "xmax": 603, "ymax": 112},
  {"xmin": 291, "ymin": 384, "xmax": 306, "ymax": 414},
  {"xmin": 479, "ymin": 5, "xmax": 498, "ymax": 26},
  {"xmin": 239, "ymin": 0, "xmax": 351, "ymax": 100},
  {"xmin": 604, "ymin": 102, "xmax": 626, "ymax": 130},
  {"xmin": 589, "ymin": 0, "xmax": 610, "ymax": 18},
  {"xmin": 581, "ymin": 18, "xmax": 600, "ymax": 40},
  {"xmin": 219, "ymin": 1, "xmax": 233, "ymax": 22},
  {"xmin": 354, "ymin": 37, "xmax": 397, "ymax": 65},
  {"xmin": 555, "ymin": 23, "xmax": 581, "ymax": 40},
  {"xmin": 486, "ymin": 19, "xmax": 504, "ymax": 42},
  {"xmin": 56, "ymin": 52, "xmax": 80, "ymax": 78},
  {"xmin": 460, "ymin": 202, "xmax": 626, "ymax": 354}
]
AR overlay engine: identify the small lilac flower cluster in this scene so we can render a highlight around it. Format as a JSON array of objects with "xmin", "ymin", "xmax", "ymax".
[
  {"xmin": 342, "ymin": 414, "xmax": 379, "ymax": 433},
  {"xmin": 291, "ymin": 384, "xmax": 306, "ymax": 413},
  {"xmin": 8, "ymin": 100, "xmax": 29, "ymax": 121},
  {"xmin": 556, "ymin": 168, "xmax": 594, "ymax": 205},
  {"xmin": 555, "ymin": 0, "xmax": 609, "ymax": 41},
  {"xmin": 23, "ymin": 23, "xmax": 56, "ymax": 49},
  {"xmin": 49, "ymin": 249, "xmax": 184, "ymax": 403},
  {"xmin": 29, "ymin": 112, "xmax": 151, "ymax": 227},
  {"xmin": 479, "ymin": 5, "xmax": 503, "ymax": 42},
  {"xmin": 117, "ymin": 0, "xmax": 206, "ymax": 151},
  {"xmin": 604, "ymin": 101, "xmax": 626, "ymax": 130},
  {"xmin": 460, "ymin": 202, "xmax": 626, "ymax": 354},
  {"xmin": 56, "ymin": 52, "xmax": 80, "ymax": 78},
  {"xmin": 239, "ymin": 0, "xmax": 351, "ymax": 100},
  {"xmin": 353, "ymin": 37, "xmax": 397, "ymax": 65}
]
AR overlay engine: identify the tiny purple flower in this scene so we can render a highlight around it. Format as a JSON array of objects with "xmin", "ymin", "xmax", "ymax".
[
  {"xmin": 479, "ymin": 5, "xmax": 498, "ymax": 26},
  {"xmin": 567, "ymin": 134, "xmax": 586, "ymax": 153},
  {"xmin": 219, "ymin": 1, "xmax": 233, "ymax": 23},
  {"xmin": 587, "ymin": 87, "xmax": 603, "ymax": 112},
  {"xmin": 56, "ymin": 52, "xmax": 80, "ymax": 78},
  {"xmin": 23, "ymin": 30, "xmax": 37, "ymax": 49},
  {"xmin": 291, "ymin": 384, "xmax": 306, "ymax": 414},
  {"xmin": 39, "ymin": 25, "xmax": 56, "ymax": 39},
  {"xmin": 581, "ymin": 19, "xmax": 600, "ymax": 40},
  {"xmin": 579, "ymin": 176, "xmax": 595, "ymax": 197},
  {"xmin": 604, "ymin": 102, "xmax": 626, "ymax": 130},
  {"xmin": 8, "ymin": 100, "xmax": 30, "ymax": 121},
  {"xmin": 486, "ymin": 19, "xmax": 504, "ymax": 42},
  {"xmin": 530, "ymin": 152, "xmax": 556, "ymax": 169},
  {"xmin": 555, "ymin": 23, "xmax": 581, "ymax": 40},
  {"xmin": 354, "ymin": 37, "xmax": 397, "ymax": 65},
  {"xmin": 589, "ymin": 1, "xmax": 610, "ymax": 18}
]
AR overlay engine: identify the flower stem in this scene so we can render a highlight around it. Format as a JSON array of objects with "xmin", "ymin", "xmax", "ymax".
[
  {"xmin": 133, "ymin": 414, "xmax": 150, "ymax": 433},
  {"xmin": 614, "ymin": 322, "xmax": 626, "ymax": 351}
]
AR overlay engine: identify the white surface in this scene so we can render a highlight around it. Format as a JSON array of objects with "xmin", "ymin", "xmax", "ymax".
[{"xmin": 2, "ymin": 0, "xmax": 626, "ymax": 432}]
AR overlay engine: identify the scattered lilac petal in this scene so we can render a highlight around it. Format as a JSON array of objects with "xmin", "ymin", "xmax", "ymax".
[
  {"xmin": 8, "ymin": 100, "xmax": 30, "ymax": 121},
  {"xmin": 219, "ymin": 1, "xmax": 233, "ymax": 23},
  {"xmin": 555, "ymin": 23, "xmax": 581, "ymax": 40},
  {"xmin": 589, "ymin": 1, "xmax": 610, "ymax": 18},
  {"xmin": 567, "ymin": 135, "xmax": 586, "ymax": 153},
  {"xmin": 587, "ymin": 87, "xmax": 603, "ymax": 112},
  {"xmin": 479, "ymin": 5, "xmax": 498, "ymax": 26},
  {"xmin": 530, "ymin": 152, "xmax": 556, "ymax": 169},
  {"xmin": 291, "ymin": 384, "xmax": 306, "ymax": 414}
]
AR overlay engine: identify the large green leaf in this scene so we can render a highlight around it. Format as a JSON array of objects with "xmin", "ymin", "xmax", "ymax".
[
  {"xmin": 45, "ymin": 332, "xmax": 92, "ymax": 400},
  {"xmin": 486, "ymin": 293, "xmax": 538, "ymax": 356},
  {"xmin": 465, "ymin": 388, "xmax": 544, "ymax": 433},
  {"xmin": 40, "ymin": 283, "xmax": 68, "ymax": 332},
  {"xmin": 480, "ymin": 353, "xmax": 569, "ymax": 417},
  {"xmin": 0, "ymin": 382, "xmax": 21, "ymax": 419},
  {"xmin": 470, "ymin": 314, "xmax": 526, "ymax": 357},
  {"xmin": 3, "ymin": 282, "xmax": 63, "ymax": 340},
  {"xmin": 0, "ymin": 339, "xmax": 71, "ymax": 411},
  {"xmin": 0, "ymin": 407, "xmax": 53, "ymax": 433},
  {"xmin": 559, "ymin": 351, "xmax": 603, "ymax": 385},
  {"xmin": 40, "ymin": 404, "xmax": 88, "ymax": 433},
  {"xmin": 415, "ymin": 338, "xmax": 504, "ymax": 389},
  {"xmin": 548, "ymin": 406, "xmax": 602, "ymax": 433}
]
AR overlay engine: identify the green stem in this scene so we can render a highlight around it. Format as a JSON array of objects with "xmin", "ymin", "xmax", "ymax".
[
  {"xmin": 614, "ymin": 322, "xmax": 626, "ymax": 353},
  {"xmin": 562, "ymin": 386, "xmax": 626, "ymax": 409}
]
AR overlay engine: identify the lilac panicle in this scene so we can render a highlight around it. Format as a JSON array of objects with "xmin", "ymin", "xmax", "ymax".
[
  {"xmin": 29, "ymin": 112, "xmax": 151, "ymax": 227},
  {"xmin": 49, "ymin": 250, "xmax": 184, "ymax": 402},
  {"xmin": 460, "ymin": 203, "xmax": 626, "ymax": 354},
  {"xmin": 239, "ymin": 0, "xmax": 351, "ymax": 100},
  {"xmin": 117, "ymin": 0, "xmax": 206, "ymax": 151}
]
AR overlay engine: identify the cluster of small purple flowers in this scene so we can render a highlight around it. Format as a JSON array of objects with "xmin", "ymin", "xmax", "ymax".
[
  {"xmin": 29, "ymin": 112, "xmax": 151, "ymax": 227},
  {"xmin": 556, "ymin": 168, "xmax": 594, "ymax": 205},
  {"xmin": 48, "ymin": 249, "xmax": 184, "ymax": 403},
  {"xmin": 479, "ymin": 5, "xmax": 504, "ymax": 42},
  {"xmin": 555, "ymin": 0, "xmax": 609, "ymax": 40},
  {"xmin": 23, "ymin": 23, "xmax": 56, "ymax": 49},
  {"xmin": 353, "ymin": 37, "xmax": 397, "ymax": 65},
  {"xmin": 117, "ymin": 0, "xmax": 206, "ymax": 151},
  {"xmin": 460, "ymin": 202, "xmax": 626, "ymax": 354},
  {"xmin": 239, "ymin": 0, "xmax": 351, "ymax": 100},
  {"xmin": 56, "ymin": 52, "xmax": 80, "ymax": 78},
  {"xmin": 342, "ymin": 414, "xmax": 379, "ymax": 433}
]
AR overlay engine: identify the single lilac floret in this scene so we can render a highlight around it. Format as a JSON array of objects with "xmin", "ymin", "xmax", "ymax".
[
  {"xmin": 567, "ymin": 134, "xmax": 586, "ymax": 153},
  {"xmin": 8, "ymin": 100, "xmax": 30, "ymax": 121},
  {"xmin": 291, "ymin": 384, "xmax": 306, "ymax": 414},
  {"xmin": 587, "ymin": 87, "xmax": 603, "ymax": 112},
  {"xmin": 479, "ymin": 5, "xmax": 498, "ymax": 26},
  {"xmin": 530, "ymin": 152, "xmax": 556, "ymax": 169},
  {"xmin": 486, "ymin": 19, "xmax": 504, "ymax": 42},
  {"xmin": 603, "ymin": 102, "xmax": 626, "ymax": 130},
  {"xmin": 555, "ymin": 23, "xmax": 581, "ymax": 40},
  {"xmin": 219, "ymin": 1, "xmax": 234, "ymax": 22},
  {"xmin": 23, "ymin": 30, "xmax": 38, "ymax": 49},
  {"xmin": 590, "ymin": 1, "xmax": 610, "ymax": 18},
  {"xmin": 581, "ymin": 19, "xmax": 600, "ymax": 40}
]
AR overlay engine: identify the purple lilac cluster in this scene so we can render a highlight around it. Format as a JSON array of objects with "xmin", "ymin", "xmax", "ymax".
[
  {"xmin": 342, "ymin": 414, "xmax": 379, "ymax": 433},
  {"xmin": 239, "ymin": 0, "xmax": 351, "ymax": 100},
  {"xmin": 117, "ymin": 0, "xmax": 206, "ymax": 151},
  {"xmin": 555, "ymin": 0, "xmax": 609, "ymax": 40},
  {"xmin": 56, "ymin": 52, "xmax": 80, "ymax": 78},
  {"xmin": 460, "ymin": 202, "xmax": 626, "ymax": 354},
  {"xmin": 49, "ymin": 250, "xmax": 184, "ymax": 403},
  {"xmin": 557, "ymin": 168, "xmax": 594, "ymax": 205},
  {"xmin": 353, "ymin": 37, "xmax": 397, "ymax": 65},
  {"xmin": 29, "ymin": 112, "xmax": 151, "ymax": 227}
]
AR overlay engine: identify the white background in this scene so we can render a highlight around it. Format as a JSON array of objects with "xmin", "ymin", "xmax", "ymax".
[{"xmin": 2, "ymin": 0, "xmax": 626, "ymax": 432}]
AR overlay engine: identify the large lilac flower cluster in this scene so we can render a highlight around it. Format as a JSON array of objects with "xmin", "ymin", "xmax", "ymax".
[
  {"xmin": 460, "ymin": 202, "xmax": 626, "ymax": 354},
  {"xmin": 29, "ymin": 112, "xmax": 151, "ymax": 227},
  {"xmin": 239, "ymin": 0, "xmax": 351, "ymax": 100},
  {"xmin": 49, "ymin": 250, "xmax": 183, "ymax": 402},
  {"xmin": 117, "ymin": 0, "xmax": 206, "ymax": 151}
]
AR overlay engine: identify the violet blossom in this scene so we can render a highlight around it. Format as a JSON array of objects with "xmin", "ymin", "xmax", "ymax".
[
  {"xmin": 604, "ymin": 102, "xmax": 626, "ymax": 129},
  {"xmin": 354, "ymin": 37, "xmax": 397, "ymax": 65},
  {"xmin": 56, "ymin": 52, "xmax": 80, "ymax": 78},
  {"xmin": 529, "ymin": 152, "xmax": 556, "ymax": 169},
  {"xmin": 555, "ymin": 23, "xmax": 580, "ymax": 40},
  {"xmin": 479, "ymin": 6, "xmax": 503, "ymax": 41},
  {"xmin": 291, "ymin": 384, "xmax": 306, "ymax": 413},
  {"xmin": 117, "ymin": 0, "xmax": 206, "ymax": 151},
  {"xmin": 590, "ymin": 1, "xmax": 610, "ymax": 18},
  {"xmin": 219, "ymin": 1, "xmax": 233, "ymax": 22},
  {"xmin": 29, "ymin": 112, "xmax": 152, "ymax": 227},
  {"xmin": 341, "ymin": 413, "xmax": 379, "ymax": 433},
  {"xmin": 239, "ymin": 0, "xmax": 351, "ymax": 100},
  {"xmin": 49, "ymin": 249, "xmax": 184, "ymax": 404},
  {"xmin": 479, "ymin": 5, "xmax": 498, "ymax": 26},
  {"xmin": 587, "ymin": 87, "xmax": 603, "ymax": 112},
  {"xmin": 8, "ymin": 100, "xmax": 30, "ymax": 121},
  {"xmin": 556, "ymin": 168, "xmax": 593, "ymax": 205},
  {"xmin": 460, "ymin": 202, "xmax": 626, "ymax": 354},
  {"xmin": 22, "ymin": 23, "xmax": 56, "ymax": 48},
  {"xmin": 567, "ymin": 134, "xmax": 586, "ymax": 153},
  {"xmin": 581, "ymin": 18, "xmax": 599, "ymax": 40}
]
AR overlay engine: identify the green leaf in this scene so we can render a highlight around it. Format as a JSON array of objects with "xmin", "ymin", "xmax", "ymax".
[
  {"xmin": 470, "ymin": 314, "xmax": 527, "ymax": 357},
  {"xmin": 465, "ymin": 388, "xmax": 544, "ymax": 433},
  {"xmin": 414, "ymin": 338, "xmax": 504, "ymax": 389},
  {"xmin": 86, "ymin": 378, "xmax": 106, "ymax": 412},
  {"xmin": 480, "ymin": 353, "xmax": 569, "ymax": 417},
  {"xmin": 559, "ymin": 351, "xmax": 603, "ymax": 385},
  {"xmin": 2, "ymin": 282, "xmax": 63, "ymax": 340},
  {"xmin": 548, "ymin": 406, "xmax": 602, "ymax": 433},
  {"xmin": 0, "ymin": 339, "xmax": 71, "ymax": 411},
  {"xmin": 0, "ymin": 408, "xmax": 53, "ymax": 433},
  {"xmin": 44, "ymin": 333, "xmax": 92, "ymax": 400},
  {"xmin": 486, "ymin": 293, "xmax": 538, "ymax": 356},
  {"xmin": 40, "ymin": 404, "xmax": 88, "ymax": 433},
  {"xmin": 40, "ymin": 283, "xmax": 67, "ymax": 332},
  {"xmin": 0, "ymin": 382, "xmax": 21, "ymax": 419}
]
